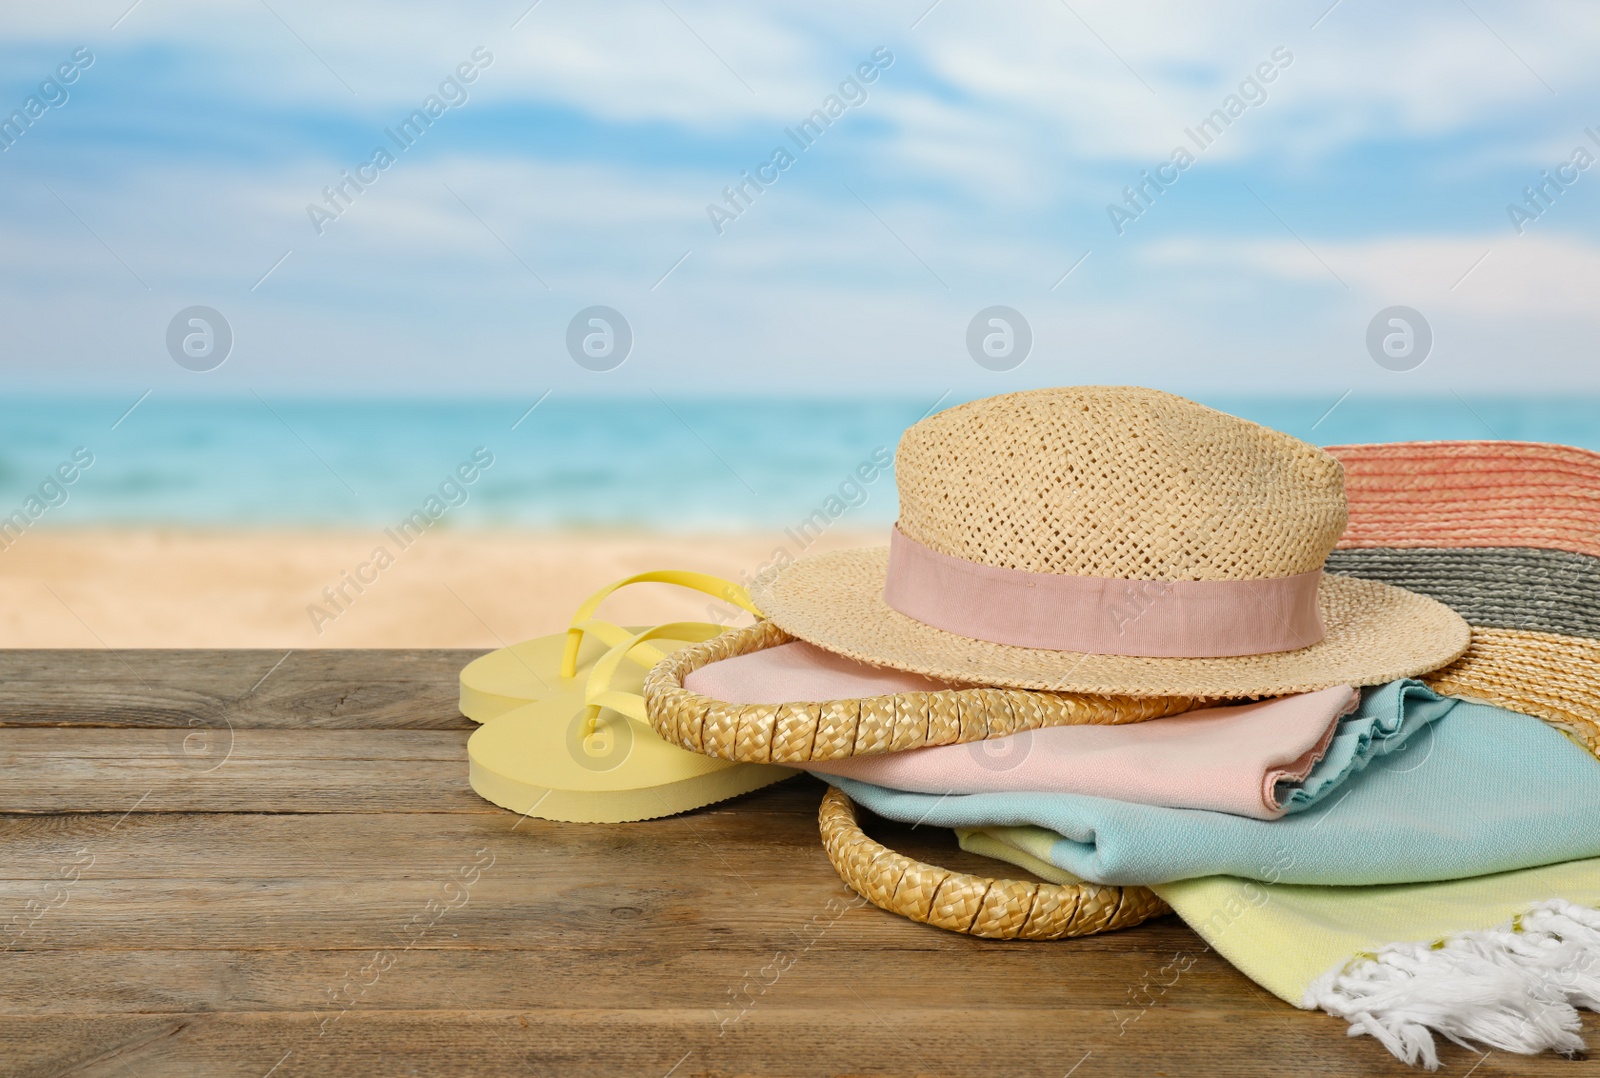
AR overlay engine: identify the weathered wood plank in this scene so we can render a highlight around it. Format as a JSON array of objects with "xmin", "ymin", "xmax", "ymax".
[
  {"xmin": 0, "ymin": 1008, "xmax": 1570, "ymax": 1078},
  {"xmin": 0, "ymin": 649, "xmax": 483, "ymax": 730},
  {"xmin": 0, "ymin": 932, "xmax": 1234, "ymax": 1014},
  {"xmin": 0, "ymin": 728, "xmax": 469, "ymax": 759},
  {"xmin": 0, "ymin": 729, "xmax": 483, "ymax": 813},
  {"xmin": 0, "ymin": 868, "xmax": 950, "ymax": 952},
  {"xmin": 0, "ymin": 800, "xmax": 825, "ymax": 881}
]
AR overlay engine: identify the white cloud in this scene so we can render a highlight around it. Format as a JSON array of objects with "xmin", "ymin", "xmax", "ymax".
[
  {"xmin": 1144, "ymin": 232, "xmax": 1600, "ymax": 318},
  {"xmin": 12, "ymin": 0, "xmax": 1600, "ymax": 162}
]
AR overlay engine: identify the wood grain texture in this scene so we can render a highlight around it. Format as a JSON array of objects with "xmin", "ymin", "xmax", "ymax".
[
  {"xmin": 0, "ymin": 729, "xmax": 483, "ymax": 814},
  {"xmin": 0, "ymin": 649, "xmax": 483, "ymax": 729},
  {"xmin": 0, "ymin": 650, "xmax": 1589, "ymax": 1077}
]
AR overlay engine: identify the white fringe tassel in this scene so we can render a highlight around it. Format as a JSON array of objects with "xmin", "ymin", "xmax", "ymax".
[{"xmin": 1304, "ymin": 900, "xmax": 1600, "ymax": 1069}]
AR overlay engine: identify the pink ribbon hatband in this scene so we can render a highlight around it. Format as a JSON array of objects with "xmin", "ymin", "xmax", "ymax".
[{"xmin": 882, "ymin": 526, "xmax": 1325, "ymax": 658}]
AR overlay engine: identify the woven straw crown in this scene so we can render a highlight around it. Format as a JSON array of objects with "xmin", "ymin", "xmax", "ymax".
[{"xmin": 896, "ymin": 386, "xmax": 1348, "ymax": 581}]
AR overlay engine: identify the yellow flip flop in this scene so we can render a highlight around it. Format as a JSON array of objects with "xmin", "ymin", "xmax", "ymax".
[
  {"xmin": 467, "ymin": 621, "xmax": 797, "ymax": 822},
  {"xmin": 458, "ymin": 570, "xmax": 763, "ymax": 722}
]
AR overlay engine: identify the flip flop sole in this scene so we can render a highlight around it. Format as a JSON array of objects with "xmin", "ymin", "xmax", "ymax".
[{"xmin": 467, "ymin": 696, "xmax": 796, "ymax": 823}]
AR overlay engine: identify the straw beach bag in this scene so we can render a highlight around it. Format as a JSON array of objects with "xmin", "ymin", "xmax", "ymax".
[{"xmin": 642, "ymin": 621, "xmax": 1196, "ymax": 938}]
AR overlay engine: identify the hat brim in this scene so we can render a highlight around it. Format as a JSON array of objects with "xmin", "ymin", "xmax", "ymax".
[
  {"xmin": 1330, "ymin": 440, "xmax": 1600, "ymax": 560},
  {"xmin": 750, "ymin": 547, "xmax": 1471, "ymax": 698}
]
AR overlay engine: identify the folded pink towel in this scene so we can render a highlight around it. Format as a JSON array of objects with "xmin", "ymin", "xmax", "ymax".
[
  {"xmin": 810, "ymin": 686, "xmax": 1359, "ymax": 819},
  {"xmin": 683, "ymin": 638, "xmax": 1358, "ymax": 819},
  {"xmin": 683, "ymin": 639, "xmax": 950, "ymax": 702}
]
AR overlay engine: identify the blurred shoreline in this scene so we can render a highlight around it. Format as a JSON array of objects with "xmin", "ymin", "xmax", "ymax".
[{"xmin": 0, "ymin": 527, "xmax": 878, "ymax": 649}]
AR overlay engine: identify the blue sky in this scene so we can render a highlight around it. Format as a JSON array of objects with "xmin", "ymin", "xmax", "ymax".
[{"xmin": 2, "ymin": 0, "xmax": 1598, "ymax": 396}]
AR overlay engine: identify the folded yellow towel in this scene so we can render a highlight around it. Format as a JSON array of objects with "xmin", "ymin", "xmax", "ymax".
[{"xmin": 960, "ymin": 826, "xmax": 1600, "ymax": 1069}]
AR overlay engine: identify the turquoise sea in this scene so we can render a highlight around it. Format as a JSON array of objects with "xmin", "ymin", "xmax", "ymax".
[{"xmin": 2, "ymin": 393, "xmax": 1597, "ymax": 532}]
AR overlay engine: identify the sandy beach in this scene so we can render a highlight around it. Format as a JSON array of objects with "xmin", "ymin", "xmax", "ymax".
[{"xmin": 0, "ymin": 528, "xmax": 878, "ymax": 648}]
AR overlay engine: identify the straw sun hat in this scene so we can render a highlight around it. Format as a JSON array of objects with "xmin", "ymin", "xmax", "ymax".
[{"xmin": 751, "ymin": 387, "xmax": 1470, "ymax": 699}]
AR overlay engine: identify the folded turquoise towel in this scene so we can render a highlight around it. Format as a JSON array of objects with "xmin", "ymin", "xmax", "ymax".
[
  {"xmin": 832, "ymin": 681, "xmax": 1600, "ymax": 886},
  {"xmin": 1277, "ymin": 681, "xmax": 1431, "ymax": 812}
]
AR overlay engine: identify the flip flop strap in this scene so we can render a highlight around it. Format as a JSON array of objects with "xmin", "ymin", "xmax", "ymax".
[
  {"xmin": 582, "ymin": 621, "xmax": 728, "ymax": 736},
  {"xmin": 566, "ymin": 618, "xmax": 672, "ymax": 670},
  {"xmin": 561, "ymin": 571, "xmax": 759, "ymax": 678}
]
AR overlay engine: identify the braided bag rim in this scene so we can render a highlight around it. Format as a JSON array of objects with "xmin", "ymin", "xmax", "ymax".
[
  {"xmin": 643, "ymin": 621, "xmax": 1204, "ymax": 764},
  {"xmin": 818, "ymin": 785, "xmax": 1169, "ymax": 939}
]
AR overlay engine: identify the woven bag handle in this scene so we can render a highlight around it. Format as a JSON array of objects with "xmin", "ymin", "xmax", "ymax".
[
  {"xmin": 646, "ymin": 621, "xmax": 1205, "ymax": 764},
  {"xmin": 561, "ymin": 571, "xmax": 762, "ymax": 678},
  {"xmin": 818, "ymin": 785, "xmax": 1169, "ymax": 940}
]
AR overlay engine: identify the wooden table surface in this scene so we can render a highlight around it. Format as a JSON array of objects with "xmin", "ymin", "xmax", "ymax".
[{"xmin": 0, "ymin": 650, "xmax": 1588, "ymax": 1077}]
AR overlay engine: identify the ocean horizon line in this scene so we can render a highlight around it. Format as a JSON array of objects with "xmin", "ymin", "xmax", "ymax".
[{"xmin": 3, "ymin": 393, "xmax": 1597, "ymax": 531}]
